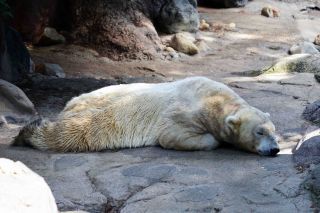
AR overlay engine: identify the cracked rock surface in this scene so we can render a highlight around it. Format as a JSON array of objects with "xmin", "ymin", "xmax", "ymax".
[{"xmin": 0, "ymin": 146, "xmax": 312, "ymax": 212}]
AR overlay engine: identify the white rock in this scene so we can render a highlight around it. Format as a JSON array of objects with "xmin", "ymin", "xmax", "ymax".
[{"xmin": 0, "ymin": 158, "xmax": 58, "ymax": 213}]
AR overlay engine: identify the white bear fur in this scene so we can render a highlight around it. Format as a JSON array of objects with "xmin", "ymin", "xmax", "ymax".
[{"xmin": 15, "ymin": 77, "xmax": 278, "ymax": 154}]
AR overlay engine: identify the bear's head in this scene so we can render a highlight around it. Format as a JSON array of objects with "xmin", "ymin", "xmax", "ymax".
[{"xmin": 225, "ymin": 107, "xmax": 279, "ymax": 156}]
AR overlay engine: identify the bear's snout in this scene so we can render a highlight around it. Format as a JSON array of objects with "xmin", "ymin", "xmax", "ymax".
[
  {"xmin": 255, "ymin": 133, "xmax": 280, "ymax": 157},
  {"xmin": 269, "ymin": 147, "xmax": 280, "ymax": 156},
  {"xmin": 258, "ymin": 146, "xmax": 280, "ymax": 157}
]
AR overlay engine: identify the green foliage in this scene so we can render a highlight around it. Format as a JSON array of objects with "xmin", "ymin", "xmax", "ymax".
[{"xmin": 0, "ymin": 0, "xmax": 12, "ymax": 19}]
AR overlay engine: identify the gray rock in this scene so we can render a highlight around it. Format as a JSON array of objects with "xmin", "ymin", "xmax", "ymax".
[
  {"xmin": 174, "ymin": 185, "xmax": 220, "ymax": 202},
  {"xmin": 303, "ymin": 100, "xmax": 320, "ymax": 126},
  {"xmin": 304, "ymin": 165, "xmax": 320, "ymax": 210},
  {"xmin": 122, "ymin": 164, "xmax": 176, "ymax": 180},
  {"xmin": 36, "ymin": 63, "xmax": 66, "ymax": 78},
  {"xmin": 0, "ymin": 22, "xmax": 30, "ymax": 83},
  {"xmin": 0, "ymin": 158, "xmax": 58, "ymax": 213},
  {"xmin": 263, "ymin": 54, "xmax": 320, "ymax": 75},
  {"xmin": 289, "ymin": 41, "xmax": 319, "ymax": 55},
  {"xmin": 92, "ymin": 168, "xmax": 150, "ymax": 201},
  {"xmin": 278, "ymin": 72, "xmax": 316, "ymax": 86},
  {"xmin": 179, "ymin": 167, "xmax": 208, "ymax": 176},
  {"xmin": 156, "ymin": 0, "xmax": 199, "ymax": 34},
  {"xmin": 0, "ymin": 145, "xmax": 313, "ymax": 212},
  {"xmin": 309, "ymin": 166, "xmax": 320, "ymax": 196},
  {"xmin": 26, "ymin": 74, "xmax": 117, "ymax": 93},
  {"xmin": 54, "ymin": 156, "xmax": 88, "ymax": 171},
  {"xmin": 0, "ymin": 79, "xmax": 36, "ymax": 122},
  {"xmin": 37, "ymin": 27, "xmax": 66, "ymax": 46},
  {"xmin": 293, "ymin": 134, "xmax": 320, "ymax": 168}
]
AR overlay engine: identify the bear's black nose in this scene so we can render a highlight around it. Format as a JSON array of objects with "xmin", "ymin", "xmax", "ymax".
[{"xmin": 270, "ymin": 148, "xmax": 280, "ymax": 156}]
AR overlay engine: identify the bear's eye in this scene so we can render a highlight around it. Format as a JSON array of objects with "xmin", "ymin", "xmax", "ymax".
[{"xmin": 256, "ymin": 130, "xmax": 264, "ymax": 136}]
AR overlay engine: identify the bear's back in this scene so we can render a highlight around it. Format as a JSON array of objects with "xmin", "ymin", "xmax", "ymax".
[{"xmin": 63, "ymin": 77, "xmax": 240, "ymax": 114}]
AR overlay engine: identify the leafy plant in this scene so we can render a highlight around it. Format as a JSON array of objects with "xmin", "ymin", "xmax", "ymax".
[{"xmin": 0, "ymin": 0, "xmax": 12, "ymax": 19}]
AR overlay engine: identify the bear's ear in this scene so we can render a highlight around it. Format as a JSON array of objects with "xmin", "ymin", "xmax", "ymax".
[
  {"xmin": 226, "ymin": 115, "xmax": 241, "ymax": 130},
  {"xmin": 264, "ymin": 112, "xmax": 270, "ymax": 117}
]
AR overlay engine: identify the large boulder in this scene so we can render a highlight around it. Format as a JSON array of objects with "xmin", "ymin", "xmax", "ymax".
[
  {"xmin": 8, "ymin": 0, "xmax": 199, "ymax": 60},
  {"xmin": 65, "ymin": 0, "xmax": 199, "ymax": 60},
  {"xmin": 0, "ymin": 79, "xmax": 36, "ymax": 123},
  {"xmin": 0, "ymin": 158, "xmax": 58, "ymax": 213},
  {"xmin": 0, "ymin": 21, "xmax": 31, "ymax": 83},
  {"xmin": 154, "ymin": 0, "xmax": 199, "ymax": 33},
  {"xmin": 303, "ymin": 100, "xmax": 320, "ymax": 126},
  {"xmin": 293, "ymin": 130, "xmax": 320, "ymax": 168},
  {"xmin": 65, "ymin": 0, "xmax": 162, "ymax": 60}
]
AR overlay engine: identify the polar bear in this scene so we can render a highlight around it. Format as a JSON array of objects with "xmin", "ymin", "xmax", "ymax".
[{"xmin": 14, "ymin": 77, "xmax": 280, "ymax": 156}]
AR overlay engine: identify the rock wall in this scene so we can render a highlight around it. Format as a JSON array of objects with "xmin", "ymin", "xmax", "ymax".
[
  {"xmin": 57, "ymin": 0, "xmax": 199, "ymax": 60},
  {"xmin": 8, "ymin": 0, "xmax": 57, "ymax": 43},
  {"xmin": 7, "ymin": 0, "xmax": 199, "ymax": 60},
  {"xmin": 66, "ymin": 0, "xmax": 162, "ymax": 60},
  {"xmin": 0, "ymin": 20, "xmax": 30, "ymax": 83}
]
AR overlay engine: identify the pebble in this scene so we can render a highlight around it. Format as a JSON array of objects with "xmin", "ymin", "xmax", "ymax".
[{"xmin": 261, "ymin": 6, "xmax": 280, "ymax": 18}]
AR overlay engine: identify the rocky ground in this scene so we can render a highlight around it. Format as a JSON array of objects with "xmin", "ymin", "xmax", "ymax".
[{"xmin": 1, "ymin": 0, "xmax": 320, "ymax": 212}]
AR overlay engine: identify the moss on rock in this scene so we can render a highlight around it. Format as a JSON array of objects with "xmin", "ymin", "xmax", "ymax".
[{"xmin": 264, "ymin": 54, "xmax": 320, "ymax": 74}]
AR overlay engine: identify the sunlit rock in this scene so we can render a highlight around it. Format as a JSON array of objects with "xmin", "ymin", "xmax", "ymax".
[
  {"xmin": 0, "ymin": 158, "xmax": 58, "ymax": 213},
  {"xmin": 169, "ymin": 33, "xmax": 199, "ymax": 55}
]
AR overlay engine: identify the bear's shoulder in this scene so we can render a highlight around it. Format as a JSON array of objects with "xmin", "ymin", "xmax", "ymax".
[{"xmin": 175, "ymin": 77, "xmax": 233, "ymax": 94}]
